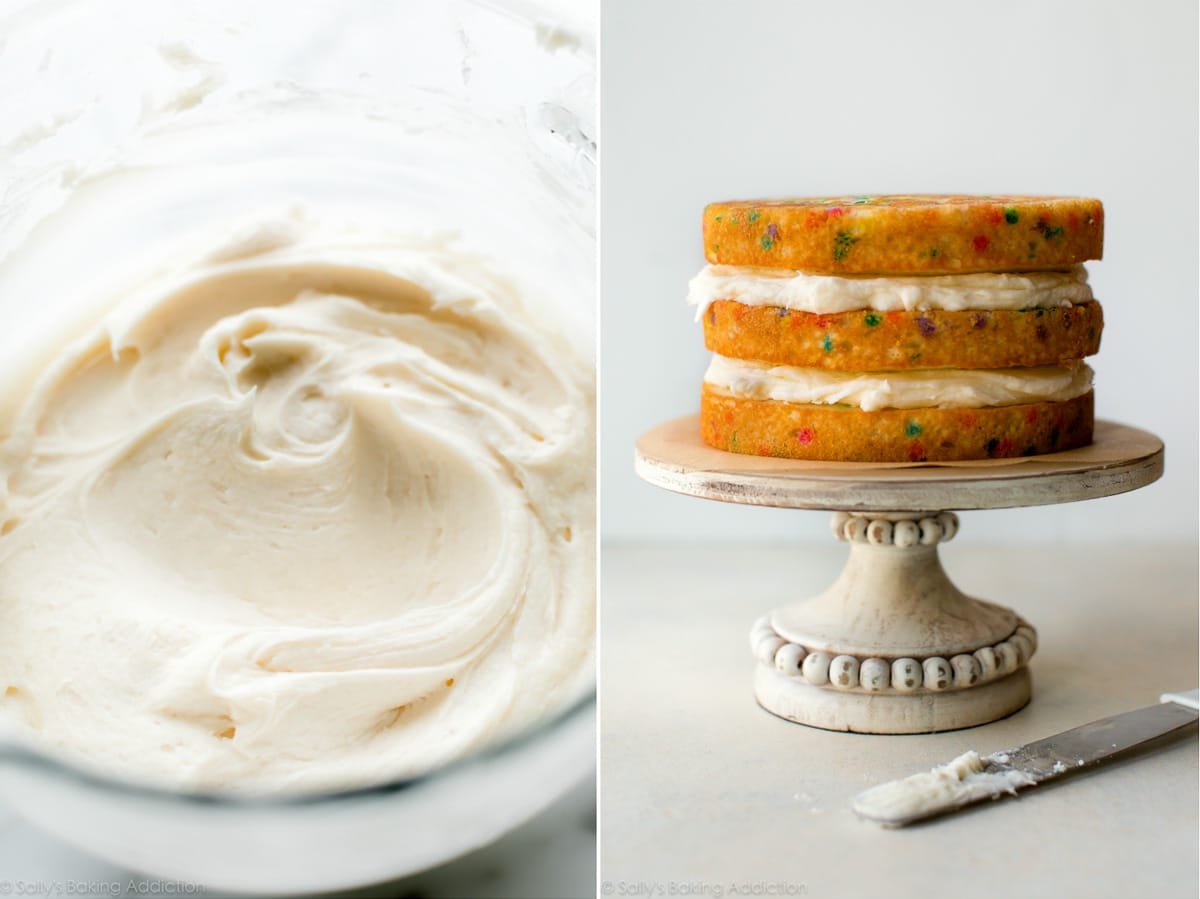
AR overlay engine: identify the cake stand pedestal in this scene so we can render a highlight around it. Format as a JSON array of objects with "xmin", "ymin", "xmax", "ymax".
[{"xmin": 635, "ymin": 417, "xmax": 1163, "ymax": 733}]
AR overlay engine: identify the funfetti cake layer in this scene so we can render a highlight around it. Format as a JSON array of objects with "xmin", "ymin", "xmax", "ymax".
[
  {"xmin": 701, "ymin": 300, "xmax": 1103, "ymax": 371},
  {"xmin": 703, "ymin": 195, "xmax": 1104, "ymax": 275},
  {"xmin": 701, "ymin": 383, "xmax": 1094, "ymax": 463}
]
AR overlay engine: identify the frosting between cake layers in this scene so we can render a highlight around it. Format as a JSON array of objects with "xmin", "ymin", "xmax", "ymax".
[
  {"xmin": 704, "ymin": 355, "xmax": 1094, "ymax": 412},
  {"xmin": 688, "ymin": 264, "xmax": 1092, "ymax": 317}
]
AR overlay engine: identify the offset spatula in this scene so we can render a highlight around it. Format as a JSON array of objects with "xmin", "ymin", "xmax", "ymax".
[{"xmin": 853, "ymin": 689, "xmax": 1199, "ymax": 828}]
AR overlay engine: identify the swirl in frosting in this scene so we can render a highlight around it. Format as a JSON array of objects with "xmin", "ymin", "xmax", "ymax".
[{"xmin": 0, "ymin": 224, "xmax": 594, "ymax": 793}]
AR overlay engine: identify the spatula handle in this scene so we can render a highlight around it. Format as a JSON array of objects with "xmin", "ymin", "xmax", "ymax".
[{"xmin": 1160, "ymin": 689, "xmax": 1199, "ymax": 710}]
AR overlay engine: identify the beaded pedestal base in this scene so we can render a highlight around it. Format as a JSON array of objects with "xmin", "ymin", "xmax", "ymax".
[
  {"xmin": 755, "ymin": 666, "xmax": 1031, "ymax": 734},
  {"xmin": 750, "ymin": 512, "xmax": 1036, "ymax": 733},
  {"xmin": 634, "ymin": 415, "xmax": 1164, "ymax": 735}
]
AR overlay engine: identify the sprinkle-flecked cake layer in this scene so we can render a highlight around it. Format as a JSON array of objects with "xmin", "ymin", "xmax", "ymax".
[
  {"xmin": 700, "ymin": 383, "xmax": 1094, "ymax": 462},
  {"xmin": 703, "ymin": 300, "xmax": 1103, "ymax": 371},
  {"xmin": 703, "ymin": 195, "xmax": 1103, "ymax": 275}
]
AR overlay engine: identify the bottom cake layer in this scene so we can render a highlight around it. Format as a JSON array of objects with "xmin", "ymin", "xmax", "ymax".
[{"xmin": 700, "ymin": 385, "xmax": 1094, "ymax": 462}]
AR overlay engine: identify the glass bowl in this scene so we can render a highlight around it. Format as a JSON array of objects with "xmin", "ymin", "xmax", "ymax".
[
  {"xmin": 0, "ymin": 0, "xmax": 595, "ymax": 891},
  {"xmin": 0, "ymin": 699, "xmax": 594, "ymax": 893}
]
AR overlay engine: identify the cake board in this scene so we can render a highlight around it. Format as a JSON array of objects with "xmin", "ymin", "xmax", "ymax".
[{"xmin": 634, "ymin": 417, "xmax": 1164, "ymax": 733}]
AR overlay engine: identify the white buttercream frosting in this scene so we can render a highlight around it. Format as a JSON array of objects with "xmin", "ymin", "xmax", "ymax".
[
  {"xmin": 688, "ymin": 264, "xmax": 1092, "ymax": 317},
  {"xmin": 0, "ymin": 223, "xmax": 594, "ymax": 794},
  {"xmin": 852, "ymin": 751, "xmax": 1036, "ymax": 825},
  {"xmin": 704, "ymin": 355, "xmax": 1093, "ymax": 412}
]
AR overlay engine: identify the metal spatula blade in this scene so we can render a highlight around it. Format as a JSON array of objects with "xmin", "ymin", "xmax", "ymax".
[{"xmin": 853, "ymin": 689, "xmax": 1199, "ymax": 828}]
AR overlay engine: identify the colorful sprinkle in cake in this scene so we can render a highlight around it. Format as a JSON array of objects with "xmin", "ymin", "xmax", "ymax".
[{"xmin": 691, "ymin": 195, "xmax": 1104, "ymax": 462}]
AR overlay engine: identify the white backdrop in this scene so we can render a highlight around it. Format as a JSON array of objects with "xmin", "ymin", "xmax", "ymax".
[{"xmin": 600, "ymin": 0, "xmax": 1198, "ymax": 544}]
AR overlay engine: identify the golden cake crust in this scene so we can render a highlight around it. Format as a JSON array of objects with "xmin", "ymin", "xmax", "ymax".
[
  {"xmin": 700, "ymin": 384, "xmax": 1094, "ymax": 462},
  {"xmin": 703, "ymin": 195, "xmax": 1104, "ymax": 275},
  {"xmin": 703, "ymin": 300, "xmax": 1103, "ymax": 371}
]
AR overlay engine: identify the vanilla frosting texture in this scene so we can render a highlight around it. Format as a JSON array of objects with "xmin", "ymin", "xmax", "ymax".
[
  {"xmin": 705, "ymin": 355, "xmax": 1093, "ymax": 412},
  {"xmin": 688, "ymin": 264, "xmax": 1092, "ymax": 317},
  {"xmin": 0, "ymin": 225, "xmax": 595, "ymax": 793},
  {"xmin": 852, "ymin": 751, "xmax": 1036, "ymax": 825}
]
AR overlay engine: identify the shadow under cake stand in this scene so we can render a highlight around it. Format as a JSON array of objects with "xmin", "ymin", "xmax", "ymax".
[{"xmin": 635, "ymin": 417, "xmax": 1163, "ymax": 734}]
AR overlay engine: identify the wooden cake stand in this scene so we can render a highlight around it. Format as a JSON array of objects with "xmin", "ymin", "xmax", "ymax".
[{"xmin": 635, "ymin": 417, "xmax": 1164, "ymax": 733}]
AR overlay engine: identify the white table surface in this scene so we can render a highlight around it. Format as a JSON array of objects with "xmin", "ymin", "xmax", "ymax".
[
  {"xmin": 601, "ymin": 540, "xmax": 1198, "ymax": 899},
  {"xmin": 0, "ymin": 774, "xmax": 595, "ymax": 899}
]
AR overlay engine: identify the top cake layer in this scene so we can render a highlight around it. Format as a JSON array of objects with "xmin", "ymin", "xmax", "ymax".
[{"xmin": 703, "ymin": 195, "xmax": 1104, "ymax": 275}]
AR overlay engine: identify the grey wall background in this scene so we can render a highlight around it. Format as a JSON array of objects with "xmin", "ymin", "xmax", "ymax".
[{"xmin": 601, "ymin": 0, "xmax": 1198, "ymax": 544}]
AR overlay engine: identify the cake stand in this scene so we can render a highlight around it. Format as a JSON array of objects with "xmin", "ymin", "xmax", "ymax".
[{"xmin": 635, "ymin": 417, "xmax": 1164, "ymax": 733}]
